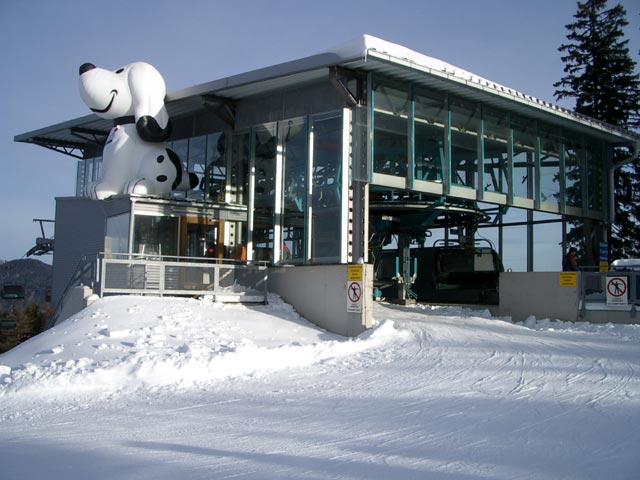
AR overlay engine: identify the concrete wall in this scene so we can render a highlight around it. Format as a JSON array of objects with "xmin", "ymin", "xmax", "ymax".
[
  {"xmin": 493, "ymin": 272, "xmax": 579, "ymax": 323},
  {"xmin": 268, "ymin": 264, "xmax": 373, "ymax": 337},
  {"xmin": 55, "ymin": 285, "xmax": 97, "ymax": 326},
  {"xmin": 52, "ymin": 196, "xmax": 131, "ymax": 305},
  {"xmin": 493, "ymin": 271, "xmax": 637, "ymax": 324}
]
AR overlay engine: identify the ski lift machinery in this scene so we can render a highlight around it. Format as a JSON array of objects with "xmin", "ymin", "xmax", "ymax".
[
  {"xmin": 369, "ymin": 193, "xmax": 504, "ymax": 305},
  {"xmin": 25, "ymin": 219, "xmax": 54, "ymax": 257}
]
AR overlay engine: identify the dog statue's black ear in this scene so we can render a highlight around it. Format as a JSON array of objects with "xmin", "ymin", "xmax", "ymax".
[
  {"xmin": 136, "ymin": 116, "xmax": 172, "ymax": 142},
  {"xmin": 79, "ymin": 63, "xmax": 96, "ymax": 75}
]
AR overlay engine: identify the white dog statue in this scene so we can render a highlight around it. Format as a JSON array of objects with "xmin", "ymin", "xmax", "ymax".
[{"xmin": 78, "ymin": 62, "xmax": 197, "ymax": 200}]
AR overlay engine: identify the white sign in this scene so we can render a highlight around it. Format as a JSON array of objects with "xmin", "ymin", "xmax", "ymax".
[
  {"xmin": 606, "ymin": 276, "xmax": 628, "ymax": 306},
  {"xmin": 347, "ymin": 281, "xmax": 363, "ymax": 313}
]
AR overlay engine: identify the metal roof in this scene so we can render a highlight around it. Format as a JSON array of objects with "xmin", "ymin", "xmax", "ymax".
[{"xmin": 14, "ymin": 35, "xmax": 640, "ymax": 159}]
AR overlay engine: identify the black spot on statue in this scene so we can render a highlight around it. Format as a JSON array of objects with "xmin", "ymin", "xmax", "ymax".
[
  {"xmin": 136, "ymin": 116, "xmax": 172, "ymax": 142},
  {"xmin": 166, "ymin": 148, "xmax": 183, "ymax": 189},
  {"xmin": 157, "ymin": 155, "xmax": 164, "ymax": 163},
  {"xmin": 156, "ymin": 175, "xmax": 168, "ymax": 183},
  {"xmin": 188, "ymin": 172, "xmax": 199, "ymax": 189},
  {"xmin": 79, "ymin": 63, "xmax": 96, "ymax": 75}
]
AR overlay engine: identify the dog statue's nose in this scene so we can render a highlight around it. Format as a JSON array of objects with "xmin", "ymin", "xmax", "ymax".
[{"xmin": 79, "ymin": 63, "xmax": 96, "ymax": 75}]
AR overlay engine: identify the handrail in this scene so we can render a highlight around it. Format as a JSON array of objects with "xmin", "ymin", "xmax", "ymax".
[
  {"xmin": 47, "ymin": 254, "xmax": 269, "ymax": 328},
  {"xmin": 98, "ymin": 253, "xmax": 268, "ymax": 301},
  {"xmin": 99, "ymin": 252, "xmax": 269, "ymax": 266}
]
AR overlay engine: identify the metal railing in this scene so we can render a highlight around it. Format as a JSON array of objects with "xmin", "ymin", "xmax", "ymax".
[
  {"xmin": 97, "ymin": 253, "xmax": 269, "ymax": 303},
  {"xmin": 578, "ymin": 269, "xmax": 639, "ymax": 319}
]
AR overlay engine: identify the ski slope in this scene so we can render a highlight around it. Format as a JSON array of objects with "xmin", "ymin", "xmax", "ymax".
[{"xmin": 1, "ymin": 295, "xmax": 639, "ymax": 479}]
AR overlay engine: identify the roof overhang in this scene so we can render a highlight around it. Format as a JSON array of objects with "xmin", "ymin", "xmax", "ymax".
[{"xmin": 14, "ymin": 35, "xmax": 640, "ymax": 159}]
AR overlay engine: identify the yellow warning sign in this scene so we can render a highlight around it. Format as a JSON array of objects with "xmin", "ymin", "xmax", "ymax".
[
  {"xmin": 599, "ymin": 261, "xmax": 609, "ymax": 273},
  {"xmin": 347, "ymin": 264, "xmax": 363, "ymax": 281},
  {"xmin": 559, "ymin": 272, "xmax": 577, "ymax": 287}
]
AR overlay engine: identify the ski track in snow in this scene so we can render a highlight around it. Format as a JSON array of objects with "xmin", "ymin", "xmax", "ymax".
[{"xmin": 0, "ymin": 297, "xmax": 639, "ymax": 479}]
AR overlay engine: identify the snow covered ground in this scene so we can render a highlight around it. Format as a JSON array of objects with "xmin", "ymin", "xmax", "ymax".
[{"xmin": 1, "ymin": 294, "xmax": 639, "ymax": 479}]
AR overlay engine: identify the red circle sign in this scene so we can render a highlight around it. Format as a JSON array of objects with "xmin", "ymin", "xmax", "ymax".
[
  {"xmin": 607, "ymin": 277, "xmax": 627, "ymax": 297},
  {"xmin": 348, "ymin": 282, "xmax": 362, "ymax": 302}
]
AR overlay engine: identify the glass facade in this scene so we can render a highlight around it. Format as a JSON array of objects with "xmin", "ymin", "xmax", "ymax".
[
  {"xmin": 72, "ymin": 72, "xmax": 614, "ymax": 270},
  {"xmin": 369, "ymin": 75, "xmax": 609, "ymax": 219},
  {"xmin": 74, "ymin": 109, "xmax": 347, "ymax": 266}
]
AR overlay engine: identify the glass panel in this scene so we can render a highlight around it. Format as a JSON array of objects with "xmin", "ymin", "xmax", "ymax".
[
  {"xmin": 482, "ymin": 107, "xmax": 509, "ymax": 194},
  {"xmin": 170, "ymin": 139, "xmax": 189, "ymax": 199},
  {"xmin": 501, "ymin": 208, "xmax": 527, "ymax": 272},
  {"xmin": 252, "ymin": 123, "xmax": 278, "ymax": 263},
  {"xmin": 373, "ymin": 81, "xmax": 409, "ymax": 178},
  {"xmin": 450, "ymin": 97, "xmax": 480, "ymax": 189},
  {"xmin": 538, "ymin": 124, "xmax": 561, "ymax": 206},
  {"xmin": 414, "ymin": 89, "xmax": 446, "ymax": 183},
  {"xmin": 171, "ymin": 139, "xmax": 189, "ymax": 174},
  {"xmin": 586, "ymin": 140, "xmax": 604, "ymax": 212},
  {"xmin": 105, "ymin": 213, "xmax": 130, "ymax": 254},
  {"xmin": 203, "ymin": 132, "xmax": 226, "ymax": 202},
  {"xmin": 182, "ymin": 218, "xmax": 218, "ymax": 258},
  {"xmin": 533, "ymin": 212, "xmax": 562, "ymax": 271},
  {"xmin": 230, "ymin": 131, "xmax": 250, "ymax": 205},
  {"xmin": 132, "ymin": 215, "xmax": 178, "ymax": 257},
  {"xmin": 186, "ymin": 135, "xmax": 206, "ymax": 201},
  {"xmin": 311, "ymin": 112, "xmax": 343, "ymax": 262},
  {"xmin": 281, "ymin": 118, "xmax": 308, "ymax": 263},
  {"xmin": 512, "ymin": 116, "xmax": 536, "ymax": 199},
  {"xmin": 564, "ymin": 133, "xmax": 583, "ymax": 209}
]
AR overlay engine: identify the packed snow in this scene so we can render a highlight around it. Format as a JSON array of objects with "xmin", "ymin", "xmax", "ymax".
[{"xmin": 1, "ymin": 294, "xmax": 639, "ymax": 479}]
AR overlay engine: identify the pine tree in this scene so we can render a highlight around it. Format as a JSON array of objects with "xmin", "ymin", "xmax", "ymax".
[{"xmin": 554, "ymin": 0, "xmax": 640, "ymax": 261}]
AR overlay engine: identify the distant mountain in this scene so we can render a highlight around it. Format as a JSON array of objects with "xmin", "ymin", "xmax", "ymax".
[{"xmin": 0, "ymin": 259, "xmax": 52, "ymax": 309}]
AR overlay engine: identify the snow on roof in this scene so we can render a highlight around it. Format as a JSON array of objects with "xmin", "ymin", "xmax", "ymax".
[{"xmin": 329, "ymin": 34, "xmax": 494, "ymax": 86}]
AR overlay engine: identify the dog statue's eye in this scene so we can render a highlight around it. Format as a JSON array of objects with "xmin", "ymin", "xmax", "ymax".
[{"xmin": 115, "ymin": 68, "xmax": 124, "ymax": 74}]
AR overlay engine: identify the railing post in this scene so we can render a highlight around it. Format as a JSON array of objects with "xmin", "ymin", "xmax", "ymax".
[
  {"xmin": 160, "ymin": 261, "xmax": 165, "ymax": 297},
  {"xmin": 213, "ymin": 263, "xmax": 219, "ymax": 296},
  {"xmin": 263, "ymin": 266, "xmax": 268, "ymax": 304},
  {"xmin": 99, "ymin": 256, "xmax": 106, "ymax": 298},
  {"xmin": 578, "ymin": 271, "xmax": 586, "ymax": 319},
  {"xmin": 630, "ymin": 273, "xmax": 637, "ymax": 319}
]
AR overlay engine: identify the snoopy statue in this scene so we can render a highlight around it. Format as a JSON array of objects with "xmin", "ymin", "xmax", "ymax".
[{"xmin": 78, "ymin": 62, "xmax": 197, "ymax": 200}]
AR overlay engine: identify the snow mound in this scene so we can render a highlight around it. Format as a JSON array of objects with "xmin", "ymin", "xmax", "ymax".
[{"xmin": 0, "ymin": 295, "xmax": 405, "ymax": 402}]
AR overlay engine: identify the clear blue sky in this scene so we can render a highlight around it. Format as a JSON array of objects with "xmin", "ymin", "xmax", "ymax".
[{"xmin": 1, "ymin": 0, "xmax": 638, "ymax": 263}]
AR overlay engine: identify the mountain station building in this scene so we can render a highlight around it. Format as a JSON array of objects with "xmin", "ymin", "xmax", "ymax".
[{"xmin": 15, "ymin": 36, "xmax": 640, "ymax": 333}]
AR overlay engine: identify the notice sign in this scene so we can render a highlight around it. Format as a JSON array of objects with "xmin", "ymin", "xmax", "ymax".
[
  {"xmin": 559, "ymin": 272, "xmax": 577, "ymax": 287},
  {"xmin": 606, "ymin": 276, "xmax": 628, "ymax": 306},
  {"xmin": 347, "ymin": 265, "xmax": 364, "ymax": 313},
  {"xmin": 347, "ymin": 264, "xmax": 363, "ymax": 281}
]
